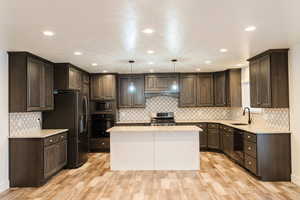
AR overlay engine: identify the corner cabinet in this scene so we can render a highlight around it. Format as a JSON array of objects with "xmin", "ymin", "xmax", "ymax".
[
  {"xmin": 9, "ymin": 52, "xmax": 54, "ymax": 112},
  {"xmin": 9, "ymin": 132, "xmax": 68, "ymax": 187},
  {"xmin": 90, "ymin": 74, "xmax": 116, "ymax": 100},
  {"xmin": 248, "ymin": 49, "xmax": 289, "ymax": 108},
  {"xmin": 214, "ymin": 71, "xmax": 227, "ymax": 106},
  {"xmin": 118, "ymin": 74, "xmax": 145, "ymax": 108}
]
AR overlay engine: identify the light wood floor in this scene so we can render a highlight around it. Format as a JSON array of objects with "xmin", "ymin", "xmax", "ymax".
[{"xmin": 1, "ymin": 152, "xmax": 300, "ymax": 200}]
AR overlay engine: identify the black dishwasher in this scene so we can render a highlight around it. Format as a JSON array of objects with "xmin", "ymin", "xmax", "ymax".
[{"xmin": 232, "ymin": 130, "xmax": 244, "ymax": 165}]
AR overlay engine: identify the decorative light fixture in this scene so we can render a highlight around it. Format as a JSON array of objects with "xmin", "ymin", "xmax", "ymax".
[
  {"xmin": 128, "ymin": 60, "xmax": 136, "ymax": 93},
  {"xmin": 171, "ymin": 59, "xmax": 178, "ymax": 91}
]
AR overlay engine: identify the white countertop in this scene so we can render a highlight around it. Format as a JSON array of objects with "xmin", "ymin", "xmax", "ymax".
[
  {"xmin": 108, "ymin": 126, "xmax": 202, "ymax": 132},
  {"xmin": 9, "ymin": 129, "xmax": 69, "ymax": 138},
  {"xmin": 116, "ymin": 120, "xmax": 290, "ymax": 134}
]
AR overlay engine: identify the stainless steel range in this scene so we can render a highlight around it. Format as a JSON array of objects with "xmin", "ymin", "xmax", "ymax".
[{"xmin": 150, "ymin": 112, "xmax": 176, "ymax": 126}]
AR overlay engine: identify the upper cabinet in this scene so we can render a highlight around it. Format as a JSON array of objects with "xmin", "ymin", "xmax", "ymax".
[
  {"xmin": 227, "ymin": 69, "xmax": 242, "ymax": 107},
  {"xmin": 145, "ymin": 74, "xmax": 179, "ymax": 95},
  {"xmin": 54, "ymin": 63, "xmax": 84, "ymax": 91},
  {"xmin": 179, "ymin": 73, "xmax": 214, "ymax": 107},
  {"xmin": 179, "ymin": 74, "xmax": 198, "ymax": 107},
  {"xmin": 248, "ymin": 49, "xmax": 289, "ymax": 108},
  {"xmin": 118, "ymin": 74, "xmax": 145, "ymax": 108},
  {"xmin": 90, "ymin": 74, "xmax": 116, "ymax": 100},
  {"xmin": 197, "ymin": 74, "xmax": 214, "ymax": 106},
  {"xmin": 9, "ymin": 52, "xmax": 54, "ymax": 112},
  {"xmin": 214, "ymin": 71, "xmax": 227, "ymax": 106}
]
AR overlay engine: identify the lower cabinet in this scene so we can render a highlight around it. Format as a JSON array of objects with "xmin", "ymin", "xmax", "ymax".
[
  {"xmin": 9, "ymin": 132, "xmax": 68, "ymax": 187},
  {"xmin": 198, "ymin": 123, "xmax": 208, "ymax": 149},
  {"xmin": 207, "ymin": 123, "xmax": 220, "ymax": 149}
]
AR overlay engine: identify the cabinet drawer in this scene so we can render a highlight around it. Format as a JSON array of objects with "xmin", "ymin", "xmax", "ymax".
[
  {"xmin": 244, "ymin": 140, "xmax": 257, "ymax": 158},
  {"xmin": 44, "ymin": 135, "xmax": 60, "ymax": 146},
  {"xmin": 58, "ymin": 133, "xmax": 68, "ymax": 141},
  {"xmin": 224, "ymin": 126, "xmax": 234, "ymax": 132},
  {"xmin": 208, "ymin": 123, "xmax": 219, "ymax": 129},
  {"xmin": 245, "ymin": 154, "xmax": 257, "ymax": 175},
  {"xmin": 198, "ymin": 123, "xmax": 207, "ymax": 129},
  {"xmin": 244, "ymin": 132, "xmax": 257, "ymax": 143}
]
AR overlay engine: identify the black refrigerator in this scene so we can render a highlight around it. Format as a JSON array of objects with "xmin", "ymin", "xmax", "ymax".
[{"xmin": 43, "ymin": 90, "xmax": 89, "ymax": 169}]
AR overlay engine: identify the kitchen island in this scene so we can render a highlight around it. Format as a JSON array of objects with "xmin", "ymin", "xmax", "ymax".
[{"xmin": 107, "ymin": 126, "xmax": 201, "ymax": 170}]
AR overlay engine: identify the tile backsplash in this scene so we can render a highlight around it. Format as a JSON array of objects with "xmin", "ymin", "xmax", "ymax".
[
  {"xmin": 118, "ymin": 96, "xmax": 290, "ymax": 130},
  {"xmin": 230, "ymin": 108, "xmax": 290, "ymax": 130},
  {"xmin": 118, "ymin": 96, "xmax": 231, "ymax": 121},
  {"xmin": 9, "ymin": 112, "xmax": 41, "ymax": 136}
]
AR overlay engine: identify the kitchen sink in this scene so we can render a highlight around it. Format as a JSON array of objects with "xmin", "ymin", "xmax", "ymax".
[{"xmin": 230, "ymin": 123, "xmax": 249, "ymax": 126}]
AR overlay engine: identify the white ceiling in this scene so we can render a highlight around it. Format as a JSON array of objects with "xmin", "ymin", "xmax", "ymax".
[{"xmin": 1, "ymin": 0, "xmax": 300, "ymax": 73}]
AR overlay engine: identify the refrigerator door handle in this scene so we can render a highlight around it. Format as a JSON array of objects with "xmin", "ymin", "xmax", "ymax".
[{"xmin": 84, "ymin": 96, "xmax": 88, "ymax": 132}]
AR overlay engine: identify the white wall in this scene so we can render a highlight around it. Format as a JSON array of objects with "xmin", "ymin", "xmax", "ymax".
[
  {"xmin": 289, "ymin": 43, "xmax": 300, "ymax": 186},
  {"xmin": 0, "ymin": 50, "xmax": 9, "ymax": 192}
]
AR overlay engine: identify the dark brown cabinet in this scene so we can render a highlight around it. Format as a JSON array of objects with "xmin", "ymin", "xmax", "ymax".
[
  {"xmin": 197, "ymin": 74, "xmax": 214, "ymax": 106},
  {"xmin": 198, "ymin": 123, "xmax": 208, "ymax": 149},
  {"xmin": 53, "ymin": 63, "xmax": 86, "ymax": 91},
  {"xmin": 145, "ymin": 74, "xmax": 179, "ymax": 94},
  {"xmin": 179, "ymin": 74, "xmax": 198, "ymax": 107},
  {"xmin": 207, "ymin": 123, "xmax": 220, "ymax": 149},
  {"xmin": 118, "ymin": 75, "xmax": 145, "ymax": 108},
  {"xmin": 227, "ymin": 69, "xmax": 242, "ymax": 107},
  {"xmin": 179, "ymin": 73, "xmax": 214, "ymax": 107},
  {"xmin": 9, "ymin": 52, "xmax": 54, "ymax": 112},
  {"xmin": 90, "ymin": 74, "xmax": 116, "ymax": 100},
  {"xmin": 9, "ymin": 132, "xmax": 68, "ymax": 187},
  {"xmin": 248, "ymin": 49, "xmax": 289, "ymax": 108},
  {"xmin": 214, "ymin": 71, "xmax": 227, "ymax": 106}
]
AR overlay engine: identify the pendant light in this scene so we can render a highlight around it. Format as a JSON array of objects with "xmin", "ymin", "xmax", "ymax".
[
  {"xmin": 128, "ymin": 60, "xmax": 136, "ymax": 93},
  {"xmin": 171, "ymin": 59, "xmax": 178, "ymax": 91}
]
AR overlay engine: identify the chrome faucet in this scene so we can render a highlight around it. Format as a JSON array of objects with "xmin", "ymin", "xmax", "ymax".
[{"xmin": 243, "ymin": 107, "xmax": 252, "ymax": 124}]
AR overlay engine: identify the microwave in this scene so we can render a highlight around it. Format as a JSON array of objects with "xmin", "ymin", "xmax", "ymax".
[{"xmin": 95, "ymin": 101, "xmax": 113, "ymax": 112}]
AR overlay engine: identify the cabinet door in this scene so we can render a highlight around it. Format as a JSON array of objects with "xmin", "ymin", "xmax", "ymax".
[
  {"xmin": 118, "ymin": 76, "xmax": 132, "ymax": 107},
  {"xmin": 57, "ymin": 140, "xmax": 67, "ymax": 168},
  {"xmin": 43, "ymin": 63, "xmax": 54, "ymax": 110},
  {"xmin": 197, "ymin": 74, "xmax": 214, "ymax": 106},
  {"xmin": 145, "ymin": 74, "xmax": 178, "ymax": 93},
  {"xmin": 69, "ymin": 68, "xmax": 82, "ymax": 90},
  {"xmin": 214, "ymin": 71, "xmax": 227, "ymax": 106},
  {"xmin": 250, "ymin": 60, "xmax": 260, "ymax": 107},
  {"xmin": 179, "ymin": 74, "xmax": 197, "ymax": 107},
  {"xmin": 90, "ymin": 75, "xmax": 103, "ymax": 100},
  {"xmin": 259, "ymin": 55, "xmax": 272, "ymax": 107},
  {"xmin": 132, "ymin": 75, "xmax": 145, "ymax": 107},
  {"xmin": 207, "ymin": 129, "xmax": 220, "ymax": 149},
  {"xmin": 200, "ymin": 131, "xmax": 208, "ymax": 148},
  {"xmin": 27, "ymin": 57, "xmax": 43, "ymax": 111},
  {"xmin": 44, "ymin": 144, "xmax": 58, "ymax": 179},
  {"xmin": 102, "ymin": 75, "xmax": 116, "ymax": 99},
  {"xmin": 228, "ymin": 69, "xmax": 242, "ymax": 107}
]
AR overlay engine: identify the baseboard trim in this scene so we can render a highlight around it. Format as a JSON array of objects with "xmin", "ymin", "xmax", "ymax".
[
  {"xmin": 292, "ymin": 174, "xmax": 300, "ymax": 186},
  {"xmin": 0, "ymin": 180, "xmax": 9, "ymax": 193}
]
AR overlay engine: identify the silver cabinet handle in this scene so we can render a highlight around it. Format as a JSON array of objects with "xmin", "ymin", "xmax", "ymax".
[
  {"xmin": 248, "ymin": 147, "xmax": 251, "ymax": 150},
  {"xmin": 50, "ymin": 139, "xmax": 53, "ymax": 142},
  {"xmin": 248, "ymin": 161, "xmax": 252, "ymax": 165}
]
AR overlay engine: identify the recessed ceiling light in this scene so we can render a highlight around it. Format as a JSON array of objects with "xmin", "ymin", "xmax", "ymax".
[
  {"xmin": 142, "ymin": 28, "xmax": 154, "ymax": 34},
  {"xmin": 148, "ymin": 62, "xmax": 154, "ymax": 65},
  {"xmin": 43, "ymin": 30, "xmax": 55, "ymax": 36},
  {"xmin": 91, "ymin": 63, "xmax": 98, "ymax": 66},
  {"xmin": 196, "ymin": 68, "xmax": 201, "ymax": 72},
  {"xmin": 74, "ymin": 51, "xmax": 83, "ymax": 56},
  {"xmin": 245, "ymin": 26, "xmax": 256, "ymax": 32},
  {"xmin": 220, "ymin": 49, "xmax": 228, "ymax": 53},
  {"xmin": 205, "ymin": 60, "xmax": 212, "ymax": 64},
  {"xmin": 150, "ymin": 69, "xmax": 154, "ymax": 73},
  {"xmin": 147, "ymin": 50, "xmax": 155, "ymax": 54},
  {"xmin": 102, "ymin": 70, "xmax": 108, "ymax": 73}
]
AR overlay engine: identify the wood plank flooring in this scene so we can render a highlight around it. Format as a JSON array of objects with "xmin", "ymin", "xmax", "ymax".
[{"xmin": 1, "ymin": 152, "xmax": 300, "ymax": 200}]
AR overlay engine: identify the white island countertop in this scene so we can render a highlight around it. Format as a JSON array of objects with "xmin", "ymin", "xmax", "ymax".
[{"xmin": 107, "ymin": 125, "xmax": 202, "ymax": 133}]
